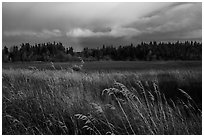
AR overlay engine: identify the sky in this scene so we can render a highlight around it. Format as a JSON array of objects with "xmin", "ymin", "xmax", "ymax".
[{"xmin": 2, "ymin": 2, "xmax": 202, "ymax": 51}]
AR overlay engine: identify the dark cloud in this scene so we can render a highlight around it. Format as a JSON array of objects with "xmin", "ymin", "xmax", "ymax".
[
  {"xmin": 77, "ymin": 36, "xmax": 131, "ymax": 49},
  {"xmin": 123, "ymin": 3, "xmax": 202, "ymax": 41},
  {"xmin": 92, "ymin": 27, "xmax": 112, "ymax": 33}
]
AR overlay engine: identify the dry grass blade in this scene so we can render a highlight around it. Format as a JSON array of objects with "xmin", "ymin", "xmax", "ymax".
[{"xmin": 178, "ymin": 88, "xmax": 192, "ymax": 100}]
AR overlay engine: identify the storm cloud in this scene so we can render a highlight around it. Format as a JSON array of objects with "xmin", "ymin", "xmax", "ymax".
[{"xmin": 2, "ymin": 2, "xmax": 202, "ymax": 51}]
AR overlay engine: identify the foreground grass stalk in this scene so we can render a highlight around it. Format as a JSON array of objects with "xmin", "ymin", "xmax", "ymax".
[
  {"xmin": 113, "ymin": 94, "xmax": 136, "ymax": 135},
  {"xmin": 128, "ymin": 97, "xmax": 155, "ymax": 134}
]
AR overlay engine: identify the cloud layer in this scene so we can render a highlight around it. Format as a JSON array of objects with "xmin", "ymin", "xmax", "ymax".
[
  {"xmin": 4, "ymin": 29, "xmax": 62, "ymax": 38},
  {"xmin": 3, "ymin": 2, "xmax": 202, "ymax": 51}
]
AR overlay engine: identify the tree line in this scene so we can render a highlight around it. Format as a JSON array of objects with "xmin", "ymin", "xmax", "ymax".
[
  {"xmin": 2, "ymin": 41, "xmax": 202, "ymax": 62},
  {"xmin": 3, "ymin": 42, "xmax": 79, "ymax": 62},
  {"xmin": 82, "ymin": 41, "xmax": 201, "ymax": 61}
]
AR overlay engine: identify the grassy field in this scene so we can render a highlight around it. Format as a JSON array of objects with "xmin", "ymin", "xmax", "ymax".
[
  {"xmin": 3, "ymin": 61, "xmax": 201, "ymax": 71},
  {"xmin": 2, "ymin": 61, "xmax": 202, "ymax": 135}
]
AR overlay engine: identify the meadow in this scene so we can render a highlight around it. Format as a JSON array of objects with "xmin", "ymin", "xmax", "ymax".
[
  {"xmin": 2, "ymin": 61, "xmax": 202, "ymax": 135},
  {"xmin": 3, "ymin": 61, "xmax": 201, "ymax": 71}
]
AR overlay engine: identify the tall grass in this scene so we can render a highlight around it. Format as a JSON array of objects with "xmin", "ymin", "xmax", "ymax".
[{"xmin": 2, "ymin": 69, "xmax": 202, "ymax": 134}]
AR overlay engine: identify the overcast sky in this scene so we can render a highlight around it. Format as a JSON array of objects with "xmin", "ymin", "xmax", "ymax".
[{"xmin": 2, "ymin": 2, "xmax": 202, "ymax": 51}]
